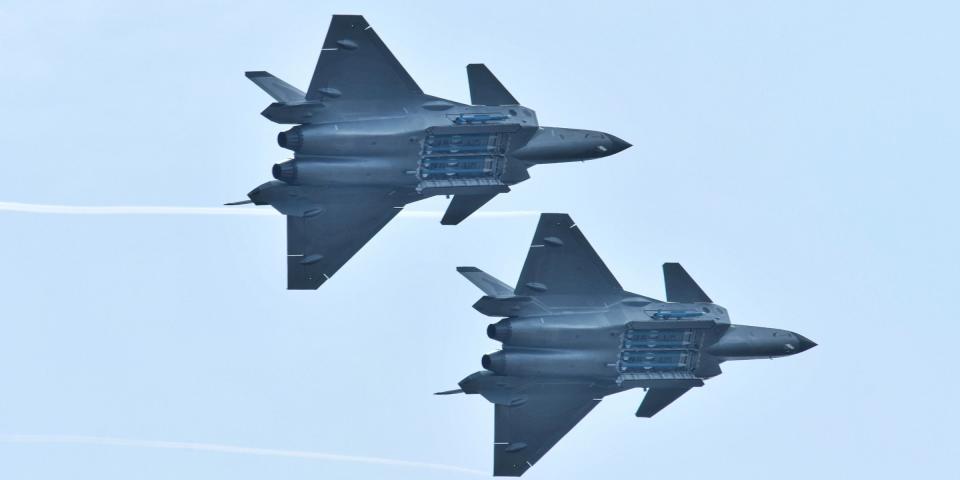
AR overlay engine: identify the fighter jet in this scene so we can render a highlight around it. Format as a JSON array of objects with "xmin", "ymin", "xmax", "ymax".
[
  {"xmin": 438, "ymin": 213, "xmax": 816, "ymax": 476},
  {"xmin": 234, "ymin": 15, "xmax": 631, "ymax": 289}
]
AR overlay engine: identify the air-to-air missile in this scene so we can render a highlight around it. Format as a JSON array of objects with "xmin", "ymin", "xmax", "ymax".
[{"xmin": 438, "ymin": 213, "xmax": 816, "ymax": 476}]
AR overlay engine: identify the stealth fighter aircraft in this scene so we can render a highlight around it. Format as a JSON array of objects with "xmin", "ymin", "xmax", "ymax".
[
  {"xmin": 439, "ymin": 213, "xmax": 816, "ymax": 476},
  {"xmin": 235, "ymin": 15, "xmax": 631, "ymax": 289}
]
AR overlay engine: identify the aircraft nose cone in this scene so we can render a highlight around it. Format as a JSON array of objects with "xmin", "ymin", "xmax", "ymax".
[
  {"xmin": 796, "ymin": 334, "xmax": 818, "ymax": 352},
  {"xmin": 608, "ymin": 135, "xmax": 632, "ymax": 154}
]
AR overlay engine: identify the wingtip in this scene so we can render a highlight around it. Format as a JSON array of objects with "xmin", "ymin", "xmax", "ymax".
[
  {"xmin": 457, "ymin": 266, "xmax": 480, "ymax": 273},
  {"xmin": 434, "ymin": 389, "xmax": 464, "ymax": 396},
  {"xmin": 539, "ymin": 212, "xmax": 574, "ymax": 223},
  {"xmin": 245, "ymin": 71, "xmax": 269, "ymax": 79},
  {"xmin": 330, "ymin": 14, "xmax": 368, "ymax": 25}
]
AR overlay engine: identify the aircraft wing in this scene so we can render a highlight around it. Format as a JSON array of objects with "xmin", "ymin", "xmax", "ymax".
[
  {"xmin": 493, "ymin": 382, "xmax": 604, "ymax": 476},
  {"xmin": 248, "ymin": 182, "xmax": 407, "ymax": 289},
  {"xmin": 285, "ymin": 188, "xmax": 405, "ymax": 289},
  {"xmin": 515, "ymin": 213, "xmax": 624, "ymax": 301},
  {"xmin": 306, "ymin": 15, "xmax": 422, "ymax": 101}
]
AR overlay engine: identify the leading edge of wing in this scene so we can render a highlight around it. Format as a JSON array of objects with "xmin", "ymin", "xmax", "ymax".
[
  {"xmin": 493, "ymin": 382, "xmax": 605, "ymax": 476},
  {"xmin": 306, "ymin": 15, "xmax": 422, "ymax": 101},
  {"xmin": 514, "ymin": 213, "xmax": 623, "ymax": 300},
  {"xmin": 266, "ymin": 185, "xmax": 408, "ymax": 289}
]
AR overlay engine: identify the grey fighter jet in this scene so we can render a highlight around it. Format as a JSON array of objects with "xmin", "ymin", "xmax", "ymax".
[
  {"xmin": 438, "ymin": 213, "xmax": 816, "ymax": 476},
  {"xmin": 235, "ymin": 15, "xmax": 631, "ymax": 289}
]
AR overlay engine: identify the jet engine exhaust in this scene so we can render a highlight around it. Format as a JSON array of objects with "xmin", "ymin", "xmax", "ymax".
[
  {"xmin": 272, "ymin": 161, "xmax": 297, "ymax": 183},
  {"xmin": 277, "ymin": 127, "xmax": 303, "ymax": 151},
  {"xmin": 481, "ymin": 352, "xmax": 505, "ymax": 373}
]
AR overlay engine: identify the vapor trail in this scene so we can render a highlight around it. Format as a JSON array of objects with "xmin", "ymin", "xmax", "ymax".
[
  {"xmin": 0, "ymin": 202, "xmax": 537, "ymax": 219},
  {"xmin": 0, "ymin": 434, "xmax": 485, "ymax": 476}
]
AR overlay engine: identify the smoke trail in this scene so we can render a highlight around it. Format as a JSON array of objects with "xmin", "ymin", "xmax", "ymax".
[
  {"xmin": 0, "ymin": 202, "xmax": 275, "ymax": 216},
  {"xmin": 0, "ymin": 201, "xmax": 537, "ymax": 219},
  {"xmin": 0, "ymin": 434, "xmax": 485, "ymax": 476}
]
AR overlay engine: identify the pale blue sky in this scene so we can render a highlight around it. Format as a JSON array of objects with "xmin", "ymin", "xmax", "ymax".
[{"xmin": 1, "ymin": 1, "xmax": 958, "ymax": 478}]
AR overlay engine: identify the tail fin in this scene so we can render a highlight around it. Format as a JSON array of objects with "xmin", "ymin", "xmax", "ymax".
[
  {"xmin": 245, "ymin": 71, "xmax": 306, "ymax": 103},
  {"xmin": 467, "ymin": 64, "xmax": 518, "ymax": 106},
  {"xmin": 662, "ymin": 263, "xmax": 712, "ymax": 303},
  {"xmin": 457, "ymin": 266, "xmax": 514, "ymax": 298}
]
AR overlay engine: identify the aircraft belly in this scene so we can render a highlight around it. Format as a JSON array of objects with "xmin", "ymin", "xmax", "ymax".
[
  {"xmin": 283, "ymin": 120, "xmax": 424, "ymax": 158},
  {"xmin": 615, "ymin": 323, "xmax": 714, "ymax": 386},
  {"xmin": 493, "ymin": 313, "xmax": 624, "ymax": 349},
  {"xmin": 492, "ymin": 348, "xmax": 619, "ymax": 378},
  {"xmin": 282, "ymin": 156, "xmax": 420, "ymax": 187}
]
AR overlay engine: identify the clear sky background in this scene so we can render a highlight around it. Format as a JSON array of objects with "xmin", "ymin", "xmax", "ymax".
[{"xmin": 1, "ymin": 1, "xmax": 958, "ymax": 478}]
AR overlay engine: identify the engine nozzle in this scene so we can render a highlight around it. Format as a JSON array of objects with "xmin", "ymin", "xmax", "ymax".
[
  {"xmin": 272, "ymin": 160, "xmax": 297, "ymax": 183},
  {"xmin": 486, "ymin": 320, "xmax": 512, "ymax": 342},
  {"xmin": 481, "ymin": 351, "xmax": 506, "ymax": 374},
  {"xmin": 277, "ymin": 127, "xmax": 303, "ymax": 151}
]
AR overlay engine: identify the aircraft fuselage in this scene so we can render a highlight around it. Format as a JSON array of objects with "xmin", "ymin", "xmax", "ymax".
[
  {"xmin": 478, "ymin": 299, "xmax": 813, "ymax": 384},
  {"xmin": 261, "ymin": 96, "xmax": 628, "ymax": 193}
]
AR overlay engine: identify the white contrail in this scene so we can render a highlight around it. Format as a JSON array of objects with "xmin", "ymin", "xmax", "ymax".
[
  {"xmin": 0, "ymin": 434, "xmax": 486, "ymax": 476},
  {"xmin": 0, "ymin": 202, "xmax": 275, "ymax": 216},
  {"xmin": 0, "ymin": 201, "xmax": 537, "ymax": 219}
]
